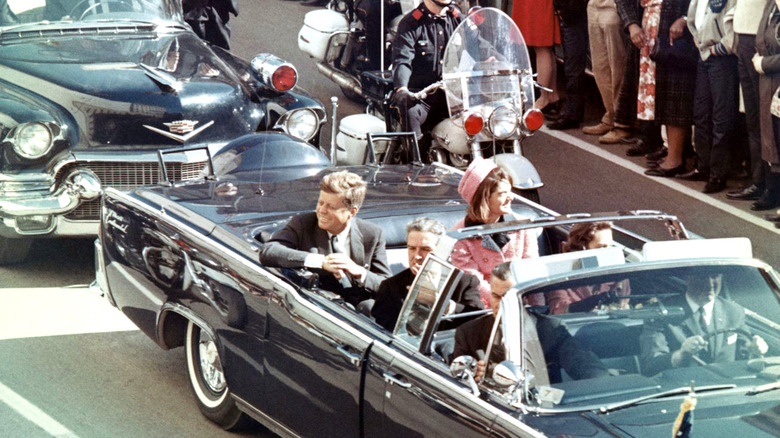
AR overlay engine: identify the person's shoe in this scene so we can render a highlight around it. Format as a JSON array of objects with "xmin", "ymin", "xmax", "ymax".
[
  {"xmin": 644, "ymin": 163, "xmax": 686, "ymax": 177},
  {"xmin": 751, "ymin": 190, "xmax": 780, "ymax": 211},
  {"xmin": 765, "ymin": 213, "xmax": 780, "ymax": 222},
  {"xmin": 726, "ymin": 184, "xmax": 764, "ymax": 200},
  {"xmin": 646, "ymin": 148, "xmax": 668, "ymax": 161},
  {"xmin": 547, "ymin": 117, "xmax": 580, "ymax": 130},
  {"xmin": 626, "ymin": 140, "xmax": 661, "ymax": 157},
  {"xmin": 539, "ymin": 100, "xmax": 562, "ymax": 119},
  {"xmin": 646, "ymin": 159, "xmax": 661, "ymax": 169},
  {"xmin": 703, "ymin": 177, "xmax": 727, "ymax": 194},
  {"xmin": 582, "ymin": 122, "xmax": 613, "ymax": 136},
  {"xmin": 676, "ymin": 169, "xmax": 709, "ymax": 181},
  {"xmin": 599, "ymin": 128, "xmax": 633, "ymax": 144}
]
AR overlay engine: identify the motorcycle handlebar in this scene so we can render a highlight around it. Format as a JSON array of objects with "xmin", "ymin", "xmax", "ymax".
[{"xmin": 412, "ymin": 81, "xmax": 443, "ymax": 101}]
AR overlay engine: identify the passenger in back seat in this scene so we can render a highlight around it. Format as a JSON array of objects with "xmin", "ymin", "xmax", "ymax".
[
  {"xmin": 450, "ymin": 159, "xmax": 540, "ymax": 308},
  {"xmin": 545, "ymin": 222, "xmax": 631, "ymax": 314},
  {"xmin": 372, "ymin": 217, "xmax": 484, "ymax": 331}
]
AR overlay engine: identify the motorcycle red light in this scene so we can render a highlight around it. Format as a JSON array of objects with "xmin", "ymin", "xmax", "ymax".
[
  {"xmin": 523, "ymin": 109, "xmax": 544, "ymax": 131},
  {"xmin": 464, "ymin": 113, "xmax": 484, "ymax": 136},
  {"xmin": 272, "ymin": 65, "xmax": 298, "ymax": 92}
]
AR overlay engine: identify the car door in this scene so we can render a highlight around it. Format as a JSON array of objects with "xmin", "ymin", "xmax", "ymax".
[
  {"xmin": 260, "ymin": 287, "xmax": 373, "ymax": 437},
  {"xmin": 362, "ymin": 255, "xmax": 497, "ymax": 437}
]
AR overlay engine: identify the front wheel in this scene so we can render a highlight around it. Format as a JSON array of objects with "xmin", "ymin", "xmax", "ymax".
[{"xmin": 185, "ymin": 321, "xmax": 251, "ymax": 430}]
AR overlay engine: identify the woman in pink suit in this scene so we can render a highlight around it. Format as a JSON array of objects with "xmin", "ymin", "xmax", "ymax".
[{"xmin": 450, "ymin": 159, "xmax": 539, "ymax": 307}]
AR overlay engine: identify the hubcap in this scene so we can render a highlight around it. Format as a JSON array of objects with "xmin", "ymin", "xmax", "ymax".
[{"xmin": 198, "ymin": 337, "xmax": 226, "ymax": 394}]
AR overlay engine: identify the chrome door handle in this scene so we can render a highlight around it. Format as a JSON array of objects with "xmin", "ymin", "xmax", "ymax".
[
  {"xmin": 383, "ymin": 372, "xmax": 412, "ymax": 389},
  {"xmin": 336, "ymin": 345, "xmax": 362, "ymax": 367}
]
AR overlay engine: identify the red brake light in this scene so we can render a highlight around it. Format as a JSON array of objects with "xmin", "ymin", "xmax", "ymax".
[
  {"xmin": 464, "ymin": 113, "xmax": 484, "ymax": 136},
  {"xmin": 523, "ymin": 109, "xmax": 544, "ymax": 131},
  {"xmin": 272, "ymin": 65, "xmax": 297, "ymax": 92}
]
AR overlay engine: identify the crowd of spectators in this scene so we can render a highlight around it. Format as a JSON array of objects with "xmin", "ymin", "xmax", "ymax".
[{"xmin": 531, "ymin": 0, "xmax": 780, "ymax": 222}]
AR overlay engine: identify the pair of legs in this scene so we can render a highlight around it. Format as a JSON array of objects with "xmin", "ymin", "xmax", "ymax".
[{"xmin": 532, "ymin": 46, "xmax": 560, "ymax": 109}]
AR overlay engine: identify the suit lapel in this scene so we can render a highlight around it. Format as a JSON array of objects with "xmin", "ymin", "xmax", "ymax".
[{"xmin": 350, "ymin": 221, "xmax": 366, "ymax": 266}]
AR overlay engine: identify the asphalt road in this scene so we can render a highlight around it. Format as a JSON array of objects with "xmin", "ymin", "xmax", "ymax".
[{"xmin": 0, "ymin": 1, "xmax": 778, "ymax": 437}]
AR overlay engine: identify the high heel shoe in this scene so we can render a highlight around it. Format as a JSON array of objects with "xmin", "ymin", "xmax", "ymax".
[
  {"xmin": 538, "ymin": 100, "xmax": 562, "ymax": 118},
  {"xmin": 644, "ymin": 163, "xmax": 686, "ymax": 177}
]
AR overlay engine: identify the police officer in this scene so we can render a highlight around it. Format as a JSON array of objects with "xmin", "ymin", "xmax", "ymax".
[
  {"xmin": 183, "ymin": 0, "xmax": 238, "ymax": 51},
  {"xmin": 391, "ymin": 0, "xmax": 462, "ymax": 161},
  {"xmin": 355, "ymin": 0, "xmax": 402, "ymax": 71}
]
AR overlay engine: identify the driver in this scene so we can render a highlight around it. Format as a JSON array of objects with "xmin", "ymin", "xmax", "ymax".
[
  {"xmin": 390, "ymin": 0, "xmax": 462, "ymax": 161},
  {"xmin": 259, "ymin": 170, "xmax": 392, "ymax": 307},
  {"xmin": 639, "ymin": 273, "xmax": 769, "ymax": 376}
]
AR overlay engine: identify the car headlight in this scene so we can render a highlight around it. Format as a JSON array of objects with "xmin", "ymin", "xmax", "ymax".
[
  {"xmin": 488, "ymin": 106, "xmax": 519, "ymax": 139},
  {"xmin": 13, "ymin": 122, "xmax": 54, "ymax": 159},
  {"xmin": 281, "ymin": 108, "xmax": 319, "ymax": 141}
]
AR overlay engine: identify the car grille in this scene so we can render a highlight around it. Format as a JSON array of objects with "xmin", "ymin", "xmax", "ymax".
[{"xmin": 62, "ymin": 161, "xmax": 208, "ymax": 221}]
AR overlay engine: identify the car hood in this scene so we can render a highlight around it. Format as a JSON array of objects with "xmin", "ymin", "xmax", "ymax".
[{"xmin": 0, "ymin": 31, "xmax": 260, "ymax": 148}]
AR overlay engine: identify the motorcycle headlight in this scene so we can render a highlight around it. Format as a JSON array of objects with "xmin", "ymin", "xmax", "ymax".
[
  {"xmin": 13, "ymin": 122, "xmax": 53, "ymax": 159},
  {"xmin": 280, "ymin": 108, "xmax": 319, "ymax": 141},
  {"xmin": 488, "ymin": 106, "xmax": 519, "ymax": 139}
]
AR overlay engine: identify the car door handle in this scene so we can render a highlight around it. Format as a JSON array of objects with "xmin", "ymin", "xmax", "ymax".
[
  {"xmin": 336, "ymin": 345, "xmax": 362, "ymax": 367},
  {"xmin": 383, "ymin": 372, "xmax": 412, "ymax": 389}
]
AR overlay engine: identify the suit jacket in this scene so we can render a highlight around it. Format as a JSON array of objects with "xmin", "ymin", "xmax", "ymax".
[
  {"xmin": 372, "ymin": 268, "xmax": 484, "ymax": 331},
  {"xmin": 453, "ymin": 313, "xmax": 608, "ymax": 383},
  {"xmin": 259, "ymin": 212, "xmax": 391, "ymax": 295},
  {"xmin": 640, "ymin": 294, "xmax": 747, "ymax": 376}
]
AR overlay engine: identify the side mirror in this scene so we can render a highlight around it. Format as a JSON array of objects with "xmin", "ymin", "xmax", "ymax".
[
  {"xmin": 450, "ymin": 355, "xmax": 480, "ymax": 396},
  {"xmin": 492, "ymin": 360, "xmax": 524, "ymax": 388}
]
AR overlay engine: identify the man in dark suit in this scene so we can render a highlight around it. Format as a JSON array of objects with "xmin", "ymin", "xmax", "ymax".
[
  {"xmin": 372, "ymin": 217, "xmax": 484, "ymax": 331},
  {"xmin": 453, "ymin": 263, "xmax": 609, "ymax": 383},
  {"xmin": 640, "ymin": 273, "xmax": 768, "ymax": 376},
  {"xmin": 259, "ymin": 170, "xmax": 391, "ymax": 305}
]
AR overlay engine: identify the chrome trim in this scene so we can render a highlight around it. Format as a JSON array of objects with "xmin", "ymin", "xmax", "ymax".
[
  {"xmin": 251, "ymin": 53, "xmax": 298, "ymax": 91},
  {"xmin": 0, "ymin": 169, "xmax": 100, "ymax": 219},
  {"xmin": 233, "ymin": 395, "xmax": 302, "ymax": 438},
  {"xmin": 143, "ymin": 120, "xmax": 215, "ymax": 143}
]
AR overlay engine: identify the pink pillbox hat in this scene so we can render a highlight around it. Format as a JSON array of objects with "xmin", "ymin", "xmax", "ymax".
[{"xmin": 458, "ymin": 158, "xmax": 498, "ymax": 204}]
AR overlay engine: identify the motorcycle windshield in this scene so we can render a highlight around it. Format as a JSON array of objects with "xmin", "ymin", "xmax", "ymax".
[{"xmin": 442, "ymin": 8, "xmax": 534, "ymax": 131}]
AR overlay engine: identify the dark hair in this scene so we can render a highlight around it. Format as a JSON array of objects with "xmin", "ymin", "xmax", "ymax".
[
  {"xmin": 563, "ymin": 221, "xmax": 613, "ymax": 252},
  {"xmin": 491, "ymin": 262, "xmax": 512, "ymax": 282},
  {"xmin": 466, "ymin": 167, "xmax": 513, "ymax": 223}
]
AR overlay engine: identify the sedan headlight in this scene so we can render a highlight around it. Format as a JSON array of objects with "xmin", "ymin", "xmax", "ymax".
[
  {"xmin": 280, "ymin": 108, "xmax": 319, "ymax": 141},
  {"xmin": 13, "ymin": 122, "xmax": 54, "ymax": 159},
  {"xmin": 488, "ymin": 106, "xmax": 519, "ymax": 139}
]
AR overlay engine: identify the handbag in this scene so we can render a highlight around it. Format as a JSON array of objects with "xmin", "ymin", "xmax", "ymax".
[
  {"xmin": 771, "ymin": 85, "xmax": 780, "ymax": 119},
  {"xmin": 649, "ymin": 28, "xmax": 699, "ymax": 70}
]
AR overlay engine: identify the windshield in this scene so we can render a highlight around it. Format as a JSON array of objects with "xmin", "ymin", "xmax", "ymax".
[
  {"xmin": 491, "ymin": 263, "xmax": 780, "ymax": 411},
  {"xmin": 0, "ymin": 0, "xmax": 183, "ymax": 28},
  {"xmin": 441, "ymin": 7, "xmax": 534, "ymax": 135}
]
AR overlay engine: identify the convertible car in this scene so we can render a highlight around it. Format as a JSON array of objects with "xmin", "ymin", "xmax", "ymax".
[
  {"xmin": 0, "ymin": 0, "xmax": 325, "ymax": 263},
  {"xmin": 92, "ymin": 136, "xmax": 780, "ymax": 437}
]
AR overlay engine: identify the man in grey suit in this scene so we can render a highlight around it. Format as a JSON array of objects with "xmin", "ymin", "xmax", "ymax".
[
  {"xmin": 640, "ymin": 273, "xmax": 768, "ymax": 376},
  {"xmin": 259, "ymin": 170, "xmax": 391, "ymax": 305}
]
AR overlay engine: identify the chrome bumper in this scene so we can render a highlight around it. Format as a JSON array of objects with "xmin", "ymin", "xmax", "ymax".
[{"xmin": 0, "ymin": 168, "xmax": 100, "ymax": 226}]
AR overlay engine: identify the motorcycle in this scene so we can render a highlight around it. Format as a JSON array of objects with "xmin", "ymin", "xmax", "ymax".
[
  {"xmin": 330, "ymin": 7, "xmax": 545, "ymax": 202},
  {"xmin": 297, "ymin": 0, "xmax": 409, "ymax": 102}
]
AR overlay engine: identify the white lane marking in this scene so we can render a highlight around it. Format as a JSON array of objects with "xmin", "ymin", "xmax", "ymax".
[
  {"xmin": 0, "ymin": 381, "xmax": 80, "ymax": 438},
  {"xmin": 0, "ymin": 287, "xmax": 138, "ymax": 341},
  {"xmin": 541, "ymin": 127, "xmax": 780, "ymax": 235}
]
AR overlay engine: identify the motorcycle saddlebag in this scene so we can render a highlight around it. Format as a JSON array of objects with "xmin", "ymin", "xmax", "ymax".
[
  {"xmin": 360, "ymin": 70, "xmax": 394, "ymax": 102},
  {"xmin": 298, "ymin": 9, "xmax": 349, "ymax": 63}
]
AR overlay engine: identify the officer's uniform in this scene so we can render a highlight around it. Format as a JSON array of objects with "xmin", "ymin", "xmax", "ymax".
[
  {"xmin": 183, "ymin": 0, "xmax": 239, "ymax": 50},
  {"xmin": 391, "ymin": 2, "xmax": 462, "ymax": 157}
]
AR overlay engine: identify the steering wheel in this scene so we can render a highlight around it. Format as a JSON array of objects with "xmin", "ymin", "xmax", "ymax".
[
  {"xmin": 699, "ymin": 327, "xmax": 761, "ymax": 361},
  {"xmin": 69, "ymin": 0, "xmax": 134, "ymax": 20}
]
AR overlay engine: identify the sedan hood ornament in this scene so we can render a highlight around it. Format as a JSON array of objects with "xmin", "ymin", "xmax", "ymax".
[{"xmin": 144, "ymin": 120, "xmax": 215, "ymax": 143}]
